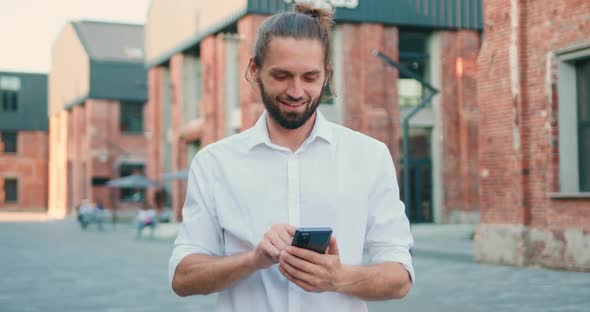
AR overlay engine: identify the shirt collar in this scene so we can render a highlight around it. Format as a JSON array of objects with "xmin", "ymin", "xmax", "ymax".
[{"xmin": 247, "ymin": 110, "xmax": 333, "ymax": 151}]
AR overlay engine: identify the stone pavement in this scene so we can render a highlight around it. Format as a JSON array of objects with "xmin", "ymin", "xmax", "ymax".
[
  {"xmin": 0, "ymin": 216, "xmax": 216, "ymax": 312},
  {"xmin": 410, "ymin": 223, "xmax": 477, "ymax": 261},
  {"xmin": 0, "ymin": 214, "xmax": 588, "ymax": 312},
  {"xmin": 373, "ymin": 224, "xmax": 590, "ymax": 312}
]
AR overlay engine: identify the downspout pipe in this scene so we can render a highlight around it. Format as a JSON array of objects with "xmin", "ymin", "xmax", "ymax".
[{"xmin": 372, "ymin": 50, "xmax": 439, "ymax": 218}]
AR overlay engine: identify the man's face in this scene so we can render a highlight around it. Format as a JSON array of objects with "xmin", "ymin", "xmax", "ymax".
[{"xmin": 253, "ymin": 37, "xmax": 327, "ymax": 130}]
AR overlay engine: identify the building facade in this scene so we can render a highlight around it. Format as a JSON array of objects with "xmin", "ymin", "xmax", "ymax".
[
  {"xmin": 48, "ymin": 21, "xmax": 148, "ymax": 218},
  {"xmin": 0, "ymin": 72, "xmax": 48, "ymax": 211},
  {"xmin": 476, "ymin": 0, "xmax": 590, "ymax": 270},
  {"xmin": 144, "ymin": 0, "xmax": 483, "ymax": 222}
]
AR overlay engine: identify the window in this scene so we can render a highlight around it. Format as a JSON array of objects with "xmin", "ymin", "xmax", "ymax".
[
  {"xmin": 398, "ymin": 31, "xmax": 429, "ymax": 108},
  {"xmin": 120, "ymin": 101, "xmax": 144, "ymax": 134},
  {"xmin": 91, "ymin": 177, "xmax": 110, "ymax": 186},
  {"xmin": 119, "ymin": 164, "xmax": 145, "ymax": 202},
  {"xmin": 398, "ymin": 79, "xmax": 424, "ymax": 107},
  {"xmin": 4, "ymin": 178, "xmax": 18, "ymax": 202},
  {"xmin": 1, "ymin": 91, "xmax": 18, "ymax": 111},
  {"xmin": 124, "ymin": 47, "xmax": 144, "ymax": 60},
  {"xmin": 0, "ymin": 75, "xmax": 20, "ymax": 112},
  {"xmin": 1, "ymin": 132, "xmax": 17, "ymax": 154},
  {"xmin": 557, "ymin": 49, "xmax": 590, "ymax": 193},
  {"xmin": 577, "ymin": 58, "xmax": 590, "ymax": 192}
]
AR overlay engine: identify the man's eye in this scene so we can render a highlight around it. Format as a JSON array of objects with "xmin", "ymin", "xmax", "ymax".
[
  {"xmin": 303, "ymin": 76, "xmax": 318, "ymax": 82},
  {"xmin": 273, "ymin": 74, "xmax": 287, "ymax": 80}
]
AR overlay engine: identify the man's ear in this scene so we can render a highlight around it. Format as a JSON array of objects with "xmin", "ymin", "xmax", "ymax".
[{"xmin": 248, "ymin": 57, "xmax": 258, "ymax": 80}]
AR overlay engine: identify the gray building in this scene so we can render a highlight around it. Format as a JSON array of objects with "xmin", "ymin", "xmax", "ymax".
[
  {"xmin": 0, "ymin": 71, "xmax": 49, "ymax": 210},
  {"xmin": 48, "ymin": 20, "xmax": 148, "ymax": 217}
]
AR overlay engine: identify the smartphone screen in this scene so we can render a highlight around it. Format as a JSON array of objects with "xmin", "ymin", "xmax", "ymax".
[{"xmin": 291, "ymin": 227, "xmax": 333, "ymax": 254}]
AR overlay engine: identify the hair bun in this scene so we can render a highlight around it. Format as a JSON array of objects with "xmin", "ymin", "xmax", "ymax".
[{"xmin": 294, "ymin": 2, "xmax": 335, "ymax": 31}]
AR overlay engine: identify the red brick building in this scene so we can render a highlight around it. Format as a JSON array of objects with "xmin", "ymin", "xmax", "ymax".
[
  {"xmin": 0, "ymin": 72, "xmax": 48, "ymax": 211},
  {"xmin": 48, "ymin": 21, "xmax": 148, "ymax": 218},
  {"xmin": 476, "ymin": 0, "xmax": 590, "ymax": 270},
  {"xmin": 144, "ymin": 0, "xmax": 483, "ymax": 223}
]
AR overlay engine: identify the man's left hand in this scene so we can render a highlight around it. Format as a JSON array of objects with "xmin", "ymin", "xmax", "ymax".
[{"xmin": 278, "ymin": 236, "xmax": 344, "ymax": 293}]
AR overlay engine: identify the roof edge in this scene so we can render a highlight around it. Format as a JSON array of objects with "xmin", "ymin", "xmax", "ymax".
[
  {"xmin": 0, "ymin": 70, "xmax": 48, "ymax": 76},
  {"xmin": 145, "ymin": 7, "xmax": 247, "ymax": 68},
  {"xmin": 70, "ymin": 21, "xmax": 94, "ymax": 59},
  {"xmin": 64, "ymin": 94, "xmax": 89, "ymax": 111},
  {"xmin": 77, "ymin": 19, "xmax": 144, "ymax": 27}
]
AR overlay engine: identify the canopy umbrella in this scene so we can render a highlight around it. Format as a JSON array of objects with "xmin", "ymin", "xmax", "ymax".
[
  {"xmin": 106, "ymin": 174, "xmax": 160, "ymax": 188},
  {"xmin": 161, "ymin": 168, "xmax": 189, "ymax": 181}
]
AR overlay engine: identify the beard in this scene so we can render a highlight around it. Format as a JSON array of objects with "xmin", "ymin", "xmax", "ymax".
[{"xmin": 257, "ymin": 78, "xmax": 323, "ymax": 130}]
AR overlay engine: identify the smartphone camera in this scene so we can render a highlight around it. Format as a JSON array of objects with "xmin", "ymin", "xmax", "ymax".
[{"xmin": 300, "ymin": 232, "xmax": 310, "ymax": 245}]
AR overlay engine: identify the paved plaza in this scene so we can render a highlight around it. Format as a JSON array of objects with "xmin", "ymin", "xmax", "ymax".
[{"xmin": 0, "ymin": 215, "xmax": 588, "ymax": 312}]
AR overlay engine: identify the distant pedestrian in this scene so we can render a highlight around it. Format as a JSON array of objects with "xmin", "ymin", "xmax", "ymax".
[
  {"xmin": 94, "ymin": 200, "xmax": 105, "ymax": 231},
  {"xmin": 77, "ymin": 199, "xmax": 95, "ymax": 229},
  {"xmin": 136, "ymin": 204, "xmax": 156, "ymax": 239}
]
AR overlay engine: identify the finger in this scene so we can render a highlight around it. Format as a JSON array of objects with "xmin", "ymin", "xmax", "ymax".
[
  {"xmin": 278, "ymin": 228, "xmax": 293, "ymax": 247},
  {"xmin": 287, "ymin": 246, "xmax": 323, "ymax": 265},
  {"xmin": 327, "ymin": 236, "xmax": 339, "ymax": 255},
  {"xmin": 280, "ymin": 250, "xmax": 318, "ymax": 275},
  {"xmin": 278, "ymin": 264, "xmax": 318, "ymax": 292},
  {"xmin": 285, "ymin": 224, "xmax": 297, "ymax": 236},
  {"xmin": 280, "ymin": 258, "xmax": 317, "ymax": 283},
  {"xmin": 261, "ymin": 240, "xmax": 281, "ymax": 261},
  {"xmin": 267, "ymin": 231, "xmax": 289, "ymax": 251}
]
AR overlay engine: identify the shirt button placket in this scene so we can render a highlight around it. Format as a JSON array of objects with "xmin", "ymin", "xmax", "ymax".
[
  {"xmin": 287, "ymin": 154, "xmax": 300, "ymax": 312},
  {"xmin": 287, "ymin": 154, "xmax": 300, "ymax": 227}
]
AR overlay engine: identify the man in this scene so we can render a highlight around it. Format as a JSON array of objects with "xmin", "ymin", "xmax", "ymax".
[{"xmin": 169, "ymin": 3, "xmax": 414, "ymax": 311}]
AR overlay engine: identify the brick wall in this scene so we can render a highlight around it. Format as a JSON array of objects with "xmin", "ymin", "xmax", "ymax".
[
  {"xmin": 439, "ymin": 30, "xmax": 481, "ymax": 222},
  {"xmin": 48, "ymin": 99, "xmax": 148, "ymax": 215},
  {"xmin": 169, "ymin": 53, "xmax": 191, "ymax": 219},
  {"xmin": 145, "ymin": 66, "xmax": 165, "ymax": 211},
  {"xmin": 146, "ymin": 37, "xmax": 230, "ymax": 220},
  {"xmin": 476, "ymin": 0, "xmax": 590, "ymax": 270},
  {"xmin": 0, "ymin": 131, "xmax": 48, "ymax": 210},
  {"xmin": 200, "ymin": 35, "xmax": 228, "ymax": 145},
  {"xmin": 339, "ymin": 23, "xmax": 402, "ymax": 165}
]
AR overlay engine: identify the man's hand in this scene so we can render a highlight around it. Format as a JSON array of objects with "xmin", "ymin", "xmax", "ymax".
[
  {"xmin": 278, "ymin": 236, "xmax": 344, "ymax": 293},
  {"xmin": 250, "ymin": 224, "xmax": 297, "ymax": 270}
]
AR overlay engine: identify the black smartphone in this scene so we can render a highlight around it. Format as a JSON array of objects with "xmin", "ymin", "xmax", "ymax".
[{"xmin": 291, "ymin": 227, "xmax": 333, "ymax": 254}]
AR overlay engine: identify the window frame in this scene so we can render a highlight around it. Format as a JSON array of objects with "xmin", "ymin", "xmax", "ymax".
[
  {"xmin": 119, "ymin": 101, "xmax": 145, "ymax": 134},
  {"xmin": 4, "ymin": 178, "xmax": 18, "ymax": 203},
  {"xmin": 0, "ymin": 90, "xmax": 18, "ymax": 112},
  {"xmin": 576, "ymin": 58, "xmax": 590, "ymax": 192},
  {"xmin": 118, "ymin": 164, "xmax": 145, "ymax": 202},
  {"xmin": 556, "ymin": 45, "xmax": 590, "ymax": 194},
  {"xmin": 1, "ymin": 131, "xmax": 18, "ymax": 154}
]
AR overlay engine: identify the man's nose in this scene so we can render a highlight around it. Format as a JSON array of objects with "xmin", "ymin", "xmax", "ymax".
[{"xmin": 285, "ymin": 79, "xmax": 305, "ymax": 100}]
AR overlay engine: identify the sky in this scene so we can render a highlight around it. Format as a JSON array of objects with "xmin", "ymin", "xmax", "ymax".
[{"xmin": 0, "ymin": 0, "xmax": 151, "ymax": 73}]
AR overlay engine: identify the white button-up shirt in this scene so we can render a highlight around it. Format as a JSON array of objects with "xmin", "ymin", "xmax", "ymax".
[{"xmin": 169, "ymin": 111, "xmax": 414, "ymax": 312}]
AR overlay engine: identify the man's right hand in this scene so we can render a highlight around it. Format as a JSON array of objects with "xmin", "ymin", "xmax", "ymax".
[{"xmin": 250, "ymin": 224, "xmax": 297, "ymax": 270}]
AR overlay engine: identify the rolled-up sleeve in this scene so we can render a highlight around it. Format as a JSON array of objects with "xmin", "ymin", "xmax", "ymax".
[
  {"xmin": 168, "ymin": 151, "xmax": 224, "ymax": 286},
  {"xmin": 364, "ymin": 143, "xmax": 415, "ymax": 282}
]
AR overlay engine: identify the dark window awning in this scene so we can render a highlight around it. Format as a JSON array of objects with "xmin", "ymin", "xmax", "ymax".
[{"xmin": 106, "ymin": 174, "xmax": 160, "ymax": 188}]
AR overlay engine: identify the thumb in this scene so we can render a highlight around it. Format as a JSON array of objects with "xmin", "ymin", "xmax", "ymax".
[{"xmin": 327, "ymin": 236, "xmax": 339, "ymax": 255}]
